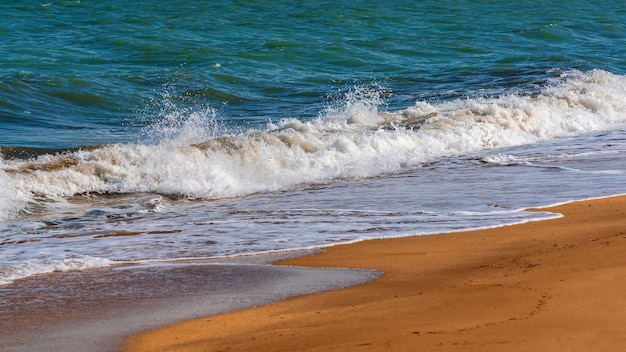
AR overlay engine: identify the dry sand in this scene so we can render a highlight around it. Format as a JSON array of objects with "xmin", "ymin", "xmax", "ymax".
[{"xmin": 124, "ymin": 195, "xmax": 626, "ymax": 351}]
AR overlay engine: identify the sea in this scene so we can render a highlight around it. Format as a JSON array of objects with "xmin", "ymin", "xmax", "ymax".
[{"xmin": 1, "ymin": 0, "xmax": 625, "ymax": 286}]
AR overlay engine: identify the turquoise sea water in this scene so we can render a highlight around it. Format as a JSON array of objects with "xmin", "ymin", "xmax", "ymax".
[
  {"xmin": 1, "ymin": 1, "xmax": 626, "ymax": 285},
  {"xmin": 2, "ymin": 1, "xmax": 624, "ymax": 148}
]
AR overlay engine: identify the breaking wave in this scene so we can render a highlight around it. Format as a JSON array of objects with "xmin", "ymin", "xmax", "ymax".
[{"xmin": 1, "ymin": 69, "xmax": 625, "ymax": 221}]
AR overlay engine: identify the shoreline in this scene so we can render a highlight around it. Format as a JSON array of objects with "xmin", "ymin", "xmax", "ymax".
[
  {"xmin": 124, "ymin": 195, "xmax": 626, "ymax": 351},
  {"xmin": 0, "ymin": 259, "xmax": 376, "ymax": 352}
]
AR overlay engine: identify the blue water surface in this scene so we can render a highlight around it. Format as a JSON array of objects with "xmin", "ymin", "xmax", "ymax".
[{"xmin": 1, "ymin": 0, "xmax": 625, "ymax": 148}]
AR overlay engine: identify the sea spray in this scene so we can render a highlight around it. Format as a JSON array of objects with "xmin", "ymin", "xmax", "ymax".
[{"xmin": 143, "ymin": 87, "xmax": 226, "ymax": 146}]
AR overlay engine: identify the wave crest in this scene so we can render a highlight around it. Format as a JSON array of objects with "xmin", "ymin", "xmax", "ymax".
[{"xmin": 1, "ymin": 69, "xmax": 625, "ymax": 220}]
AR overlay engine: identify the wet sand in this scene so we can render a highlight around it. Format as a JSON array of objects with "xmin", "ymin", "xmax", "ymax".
[
  {"xmin": 0, "ymin": 255, "xmax": 376, "ymax": 352},
  {"xmin": 124, "ymin": 195, "xmax": 626, "ymax": 351}
]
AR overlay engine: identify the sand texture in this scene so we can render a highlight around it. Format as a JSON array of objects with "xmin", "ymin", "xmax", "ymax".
[{"xmin": 124, "ymin": 196, "xmax": 626, "ymax": 351}]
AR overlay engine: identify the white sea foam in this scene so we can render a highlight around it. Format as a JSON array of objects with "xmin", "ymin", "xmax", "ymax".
[
  {"xmin": 0, "ymin": 255, "xmax": 113, "ymax": 285},
  {"xmin": 0, "ymin": 69, "xmax": 625, "ymax": 221},
  {"xmin": 0, "ymin": 165, "xmax": 28, "ymax": 222}
]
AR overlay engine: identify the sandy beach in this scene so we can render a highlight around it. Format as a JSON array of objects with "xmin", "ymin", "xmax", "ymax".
[{"xmin": 123, "ymin": 195, "xmax": 626, "ymax": 351}]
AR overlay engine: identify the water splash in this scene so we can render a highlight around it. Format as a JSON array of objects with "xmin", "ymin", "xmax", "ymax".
[{"xmin": 1, "ymin": 69, "xmax": 625, "ymax": 221}]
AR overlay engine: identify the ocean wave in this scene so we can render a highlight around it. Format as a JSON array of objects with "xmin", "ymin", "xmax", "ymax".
[{"xmin": 1, "ymin": 69, "xmax": 625, "ymax": 221}]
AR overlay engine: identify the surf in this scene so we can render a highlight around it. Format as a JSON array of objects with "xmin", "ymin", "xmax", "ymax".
[{"xmin": 1, "ymin": 69, "xmax": 626, "ymax": 222}]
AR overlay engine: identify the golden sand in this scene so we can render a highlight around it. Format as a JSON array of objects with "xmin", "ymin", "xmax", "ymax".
[{"xmin": 124, "ymin": 195, "xmax": 626, "ymax": 351}]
